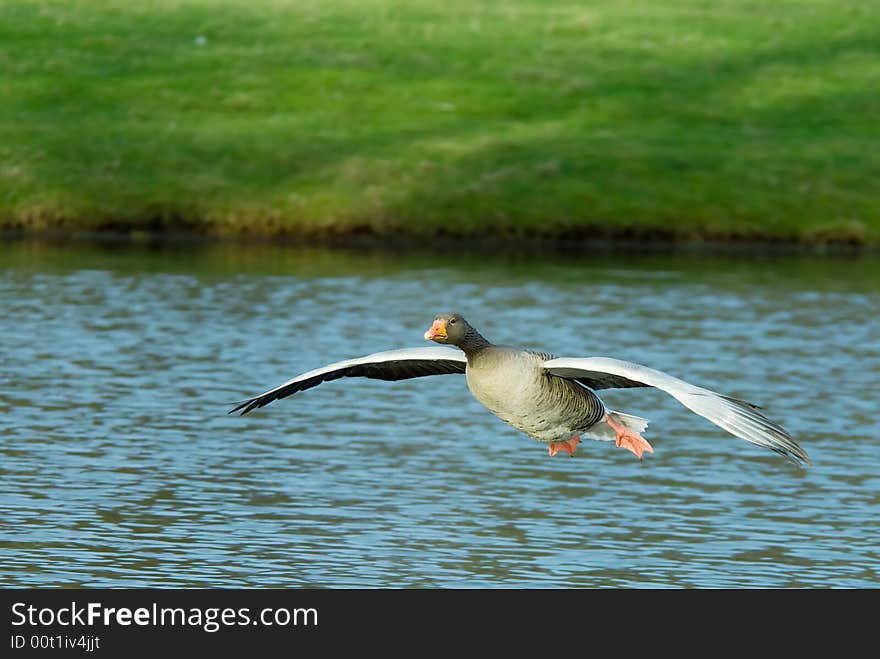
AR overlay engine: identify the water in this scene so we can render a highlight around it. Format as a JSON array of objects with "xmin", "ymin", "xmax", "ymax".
[{"xmin": 1, "ymin": 240, "xmax": 878, "ymax": 588}]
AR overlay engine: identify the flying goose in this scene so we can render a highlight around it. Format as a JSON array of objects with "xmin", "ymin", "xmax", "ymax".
[{"xmin": 230, "ymin": 313, "xmax": 809, "ymax": 465}]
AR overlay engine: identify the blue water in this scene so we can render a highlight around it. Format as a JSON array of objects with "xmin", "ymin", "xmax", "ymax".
[{"xmin": 1, "ymin": 241, "xmax": 878, "ymax": 587}]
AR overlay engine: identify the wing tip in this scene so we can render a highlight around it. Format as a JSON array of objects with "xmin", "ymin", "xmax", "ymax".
[
  {"xmin": 766, "ymin": 432, "xmax": 811, "ymax": 467},
  {"xmin": 756, "ymin": 425, "xmax": 811, "ymax": 467},
  {"xmin": 787, "ymin": 445, "xmax": 812, "ymax": 467},
  {"xmin": 228, "ymin": 398, "xmax": 261, "ymax": 415},
  {"xmin": 721, "ymin": 395, "xmax": 810, "ymax": 466}
]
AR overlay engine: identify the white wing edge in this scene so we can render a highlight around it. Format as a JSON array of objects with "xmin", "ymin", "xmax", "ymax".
[{"xmin": 544, "ymin": 356, "xmax": 809, "ymax": 465}]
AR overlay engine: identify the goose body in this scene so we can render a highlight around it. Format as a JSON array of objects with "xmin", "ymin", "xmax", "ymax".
[
  {"xmin": 466, "ymin": 347, "xmax": 607, "ymax": 444},
  {"xmin": 231, "ymin": 313, "xmax": 809, "ymax": 465}
]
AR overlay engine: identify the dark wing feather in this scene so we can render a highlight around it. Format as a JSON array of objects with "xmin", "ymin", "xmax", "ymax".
[
  {"xmin": 229, "ymin": 347, "xmax": 467, "ymax": 415},
  {"xmin": 522, "ymin": 349, "xmax": 649, "ymax": 391},
  {"xmin": 574, "ymin": 373, "xmax": 651, "ymax": 390}
]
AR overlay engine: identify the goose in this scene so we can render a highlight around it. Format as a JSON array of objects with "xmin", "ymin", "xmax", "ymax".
[{"xmin": 230, "ymin": 312, "xmax": 809, "ymax": 465}]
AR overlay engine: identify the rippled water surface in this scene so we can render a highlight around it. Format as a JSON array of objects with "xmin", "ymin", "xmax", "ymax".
[{"xmin": 1, "ymin": 241, "xmax": 878, "ymax": 587}]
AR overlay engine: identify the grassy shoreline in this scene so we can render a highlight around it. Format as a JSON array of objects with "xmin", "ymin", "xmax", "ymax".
[{"xmin": 2, "ymin": 1, "xmax": 878, "ymax": 245}]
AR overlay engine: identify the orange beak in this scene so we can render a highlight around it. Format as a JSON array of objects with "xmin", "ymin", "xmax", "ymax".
[{"xmin": 424, "ymin": 319, "xmax": 447, "ymax": 341}]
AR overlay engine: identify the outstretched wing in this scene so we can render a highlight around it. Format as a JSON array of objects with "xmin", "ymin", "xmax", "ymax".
[
  {"xmin": 231, "ymin": 347, "xmax": 467, "ymax": 415},
  {"xmin": 544, "ymin": 356, "xmax": 809, "ymax": 465}
]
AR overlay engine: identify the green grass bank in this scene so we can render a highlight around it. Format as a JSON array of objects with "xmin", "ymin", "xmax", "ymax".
[{"xmin": 1, "ymin": 0, "xmax": 878, "ymax": 245}]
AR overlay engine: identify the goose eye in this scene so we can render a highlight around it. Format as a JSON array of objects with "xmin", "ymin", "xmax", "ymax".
[{"xmin": 449, "ymin": 318, "xmax": 456, "ymax": 325}]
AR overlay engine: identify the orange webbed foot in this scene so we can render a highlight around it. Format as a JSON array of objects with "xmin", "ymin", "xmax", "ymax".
[
  {"xmin": 548, "ymin": 436, "xmax": 581, "ymax": 457},
  {"xmin": 605, "ymin": 414, "xmax": 654, "ymax": 460}
]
